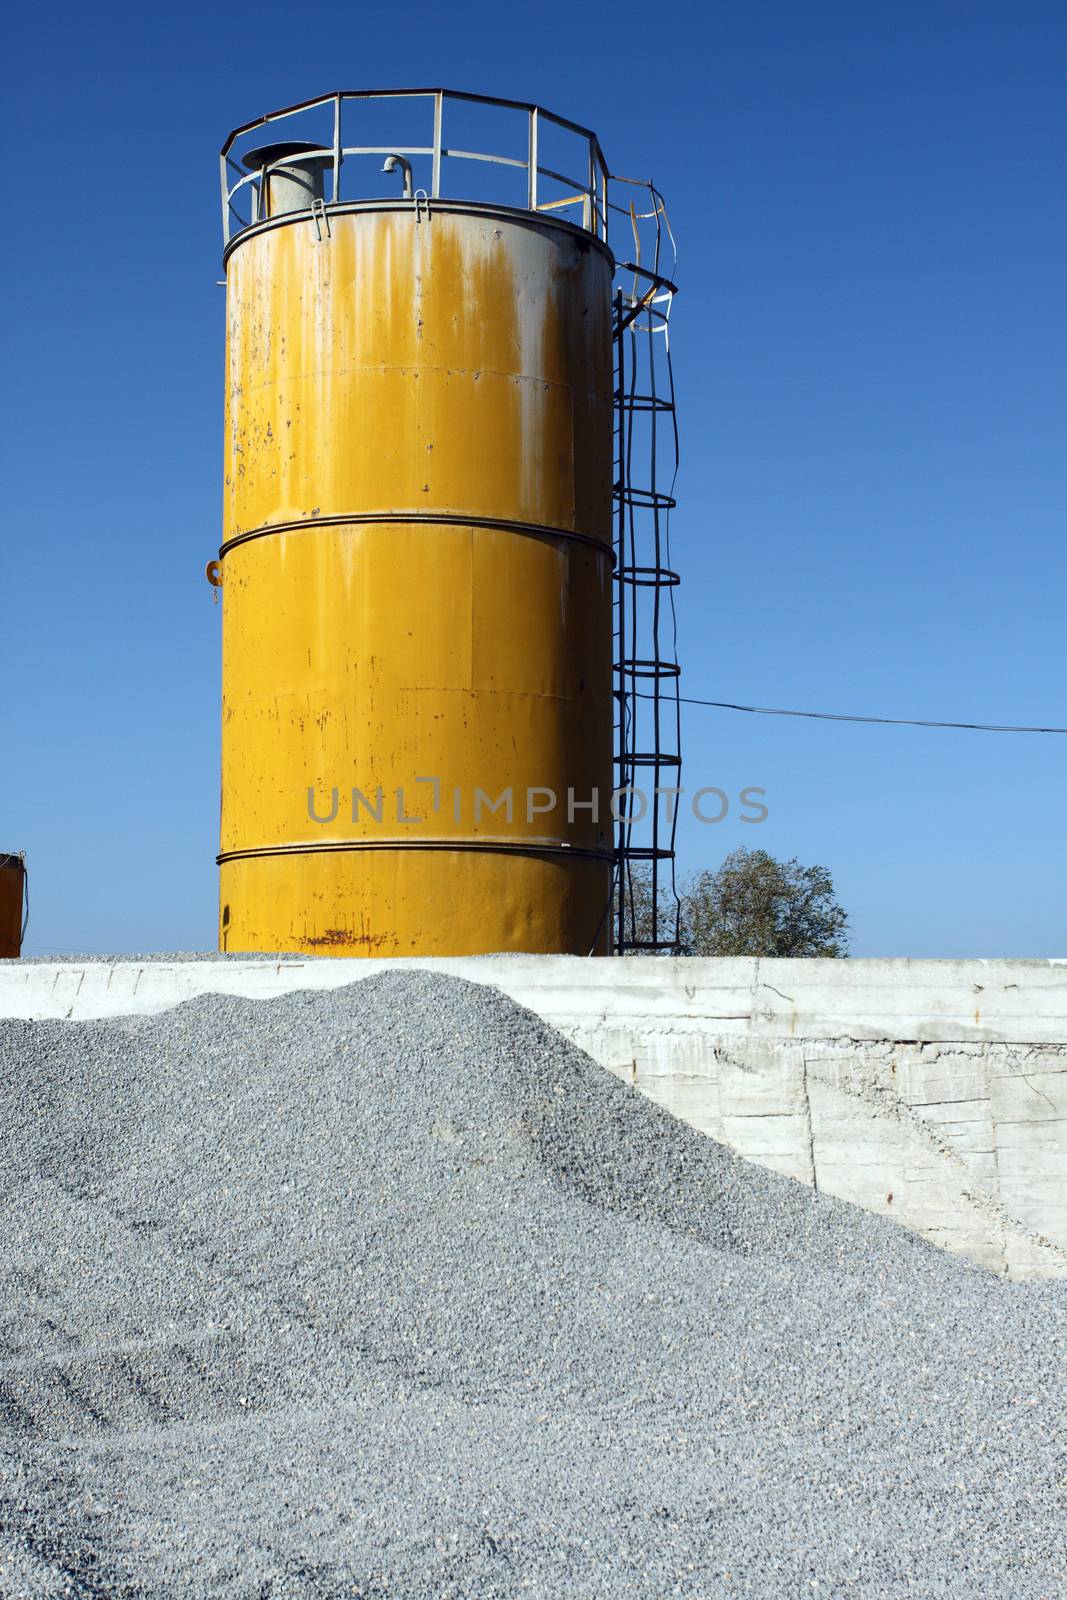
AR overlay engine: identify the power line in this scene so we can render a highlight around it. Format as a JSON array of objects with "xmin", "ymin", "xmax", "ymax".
[{"xmin": 635, "ymin": 692, "xmax": 1067, "ymax": 735}]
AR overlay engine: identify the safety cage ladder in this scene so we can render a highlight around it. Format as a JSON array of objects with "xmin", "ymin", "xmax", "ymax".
[{"xmin": 610, "ymin": 178, "xmax": 682, "ymax": 954}]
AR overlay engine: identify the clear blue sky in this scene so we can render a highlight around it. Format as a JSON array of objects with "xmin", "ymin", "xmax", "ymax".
[{"xmin": 4, "ymin": 0, "xmax": 1064, "ymax": 956}]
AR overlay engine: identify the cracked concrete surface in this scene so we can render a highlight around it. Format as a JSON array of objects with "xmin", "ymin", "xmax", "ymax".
[{"xmin": 560, "ymin": 962, "xmax": 1067, "ymax": 1281}]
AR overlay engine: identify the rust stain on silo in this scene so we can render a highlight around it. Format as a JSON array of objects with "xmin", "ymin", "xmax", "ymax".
[{"xmin": 216, "ymin": 202, "xmax": 614, "ymax": 955}]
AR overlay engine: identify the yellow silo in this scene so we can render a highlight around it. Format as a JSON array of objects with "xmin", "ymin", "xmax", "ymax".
[{"xmin": 215, "ymin": 92, "xmax": 615, "ymax": 956}]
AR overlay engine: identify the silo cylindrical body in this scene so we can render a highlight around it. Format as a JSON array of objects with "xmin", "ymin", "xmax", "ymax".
[{"xmin": 217, "ymin": 200, "xmax": 615, "ymax": 955}]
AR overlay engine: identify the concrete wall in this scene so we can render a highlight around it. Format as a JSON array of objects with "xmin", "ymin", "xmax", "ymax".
[{"xmin": 1, "ymin": 956, "xmax": 1064, "ymax": 1281}]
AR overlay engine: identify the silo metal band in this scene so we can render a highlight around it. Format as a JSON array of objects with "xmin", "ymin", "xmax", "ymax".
[
  {"xmin": 217, "ymin": 838, "xmax": 615, "ymax": 866},
  {"xmin": 218, "ymin": 513, "xmax": 615, "ymax": 563},
  {"xmin": 221, "ymin": 197, "xmax": 616, "ymax": 268}
]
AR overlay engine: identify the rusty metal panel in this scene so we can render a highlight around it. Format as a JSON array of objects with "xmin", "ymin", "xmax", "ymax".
[
  {"xmin": 0, "ymin": 856, "xmax": 25, "ymax": 959},
  {"xmin": 223, "ymin": 208, "xmax": 614, "ymax": 540},
  {"xmin": 218, "ymin": 205, "xmax": 614, "ymax": 955}
]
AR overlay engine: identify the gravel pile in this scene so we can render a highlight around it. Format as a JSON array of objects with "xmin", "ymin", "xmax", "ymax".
[{"xmin": 0, "ymin": 970, "xmax": 1062, "ymax": 1598}]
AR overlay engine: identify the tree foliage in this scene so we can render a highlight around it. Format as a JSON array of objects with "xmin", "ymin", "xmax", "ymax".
[{"xmin": 618, "ymin": 847, "xmax": 849, "ymax": 957}]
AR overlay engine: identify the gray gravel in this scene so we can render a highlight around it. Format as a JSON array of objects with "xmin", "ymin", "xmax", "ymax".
[{"xmin": 0, "ymin": 970, "xmax": 1063, "ymax": 1599}]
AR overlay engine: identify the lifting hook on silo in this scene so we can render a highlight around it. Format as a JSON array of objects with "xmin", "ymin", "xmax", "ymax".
[
  {"xmin": 206, "ymin": 559, "xmax": 223, "ymax": 603},
  {"xmin": 382, "ymin": 154, "xmax": 414, "ymax": 199}
]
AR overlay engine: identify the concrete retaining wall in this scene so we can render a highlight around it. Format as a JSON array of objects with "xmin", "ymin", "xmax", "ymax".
[{"xmin": 2, "ymin": 956, "xmax": 1064, "ymax": 1280}]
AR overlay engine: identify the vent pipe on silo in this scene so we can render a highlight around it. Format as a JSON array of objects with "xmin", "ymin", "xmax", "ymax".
[{"xmin": 242, "ymin": 141, "xmax": 333, "ymax": 218}]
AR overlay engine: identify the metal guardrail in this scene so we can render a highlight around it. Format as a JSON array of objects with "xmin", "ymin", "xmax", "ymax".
[{"xmin": 220, "ymin": 88, "xmax": 610, "ymax": 245}]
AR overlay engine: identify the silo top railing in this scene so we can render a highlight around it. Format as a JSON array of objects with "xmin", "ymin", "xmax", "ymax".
[{"xmin": 220, "ymin": 89, "xmax": 611, "ymax": 247}]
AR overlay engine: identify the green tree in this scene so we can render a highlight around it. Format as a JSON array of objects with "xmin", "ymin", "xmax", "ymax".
[
  {"xmin": 618, "ymin": 848, "xmax": 849, "ymax": 957},
  {"xmin": 681, "ymin": 847, "xmax": 849, "ymax": 956}
]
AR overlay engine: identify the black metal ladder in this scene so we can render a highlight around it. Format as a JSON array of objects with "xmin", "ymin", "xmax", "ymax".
[{"xmin": 612, "ymin": 239, "xmax": 682, "ymax": 954}]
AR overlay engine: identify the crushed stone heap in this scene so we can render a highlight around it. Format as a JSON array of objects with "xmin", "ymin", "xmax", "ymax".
[{"xmin": 0, "ymin": 971, "xmax": 1063, "ymax": 1598}]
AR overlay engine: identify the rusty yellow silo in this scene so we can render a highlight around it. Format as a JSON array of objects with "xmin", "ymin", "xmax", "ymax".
[{"xmin": 215, "ymin": 92, "xmax": 615, "ymax": 955}]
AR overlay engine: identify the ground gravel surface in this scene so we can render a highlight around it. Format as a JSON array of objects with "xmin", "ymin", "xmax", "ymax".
[{"xmin": 0, "ymin": 971, "xmax": 1063, "ymax": 1599}]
